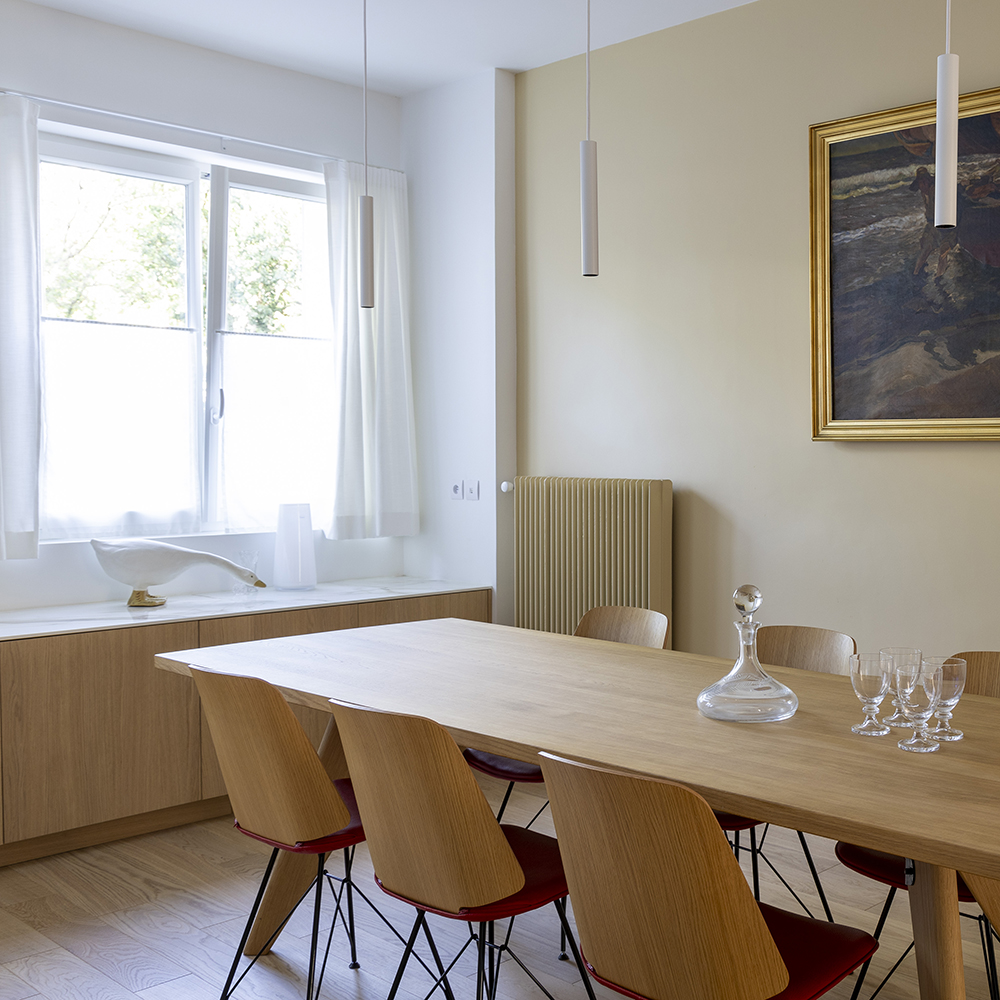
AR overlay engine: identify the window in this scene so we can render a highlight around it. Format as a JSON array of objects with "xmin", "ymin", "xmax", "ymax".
[{"xmin": 38, "ymin": 140, "xmax": 339, "ymax": 539}]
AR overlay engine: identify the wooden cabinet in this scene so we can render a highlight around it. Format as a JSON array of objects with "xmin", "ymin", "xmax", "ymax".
[
  {"xmin": 1, "ymin": 622, "xmax": 200, "ymax": 843},
  {"xmin": 0, "ymin": 586, "xmax": 491, "ymax": 864}
]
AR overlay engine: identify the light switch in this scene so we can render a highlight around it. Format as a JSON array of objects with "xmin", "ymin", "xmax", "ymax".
[{"xmin": 463, "ymin": 479, "xmax": 480, "ymax": 501}]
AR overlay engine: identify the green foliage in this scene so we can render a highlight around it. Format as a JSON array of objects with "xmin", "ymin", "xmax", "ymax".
[
  {"xmin": 225, "ymin": 191, "xmax": 301, "ymax": 335},
  {"xmin": 41, "ymin": 165, "xmax": 186, "ymax": 328}
]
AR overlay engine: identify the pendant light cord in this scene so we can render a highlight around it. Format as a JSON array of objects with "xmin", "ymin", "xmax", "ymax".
[
  {"xmin": 586, "ymin": 0, "xmax": 591, "ymax": 141},
  {"xmin": 945, "ymin": 0, "xmax": 951, "ymax": 53},
  {"xmin": 363, "ymin": 0, "xmax": 369, "ymax": 197}
]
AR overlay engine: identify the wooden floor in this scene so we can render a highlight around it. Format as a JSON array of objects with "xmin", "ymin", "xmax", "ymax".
[{"xmin": 0, "ymin": 776, "xmax": 992, "ymax": 1000}]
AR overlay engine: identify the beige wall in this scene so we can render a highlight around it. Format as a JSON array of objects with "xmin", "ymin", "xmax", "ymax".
[{"xmin": 516, "ymin": 0, "xmax": 1000, "ymax": 658}]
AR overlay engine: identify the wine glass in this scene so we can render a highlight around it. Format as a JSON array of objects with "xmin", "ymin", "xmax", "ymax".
[
  {"xmin": 895, "ymin": 660, "xmax": 943, "ymax": 752},
  {"xmin": 849, "ymin": 654, "xmax": 890, "ymax": 736},
  {"xmin": 926, "ymin": 656, "xmax": 967, "ymax": 741},
  {"xmin": 880, "ymin": 647, "xmax": 922, "ymax": 727}
]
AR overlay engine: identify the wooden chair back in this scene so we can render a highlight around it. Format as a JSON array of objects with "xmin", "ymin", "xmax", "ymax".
[
  {"xmin": 574, "ymin": 606, "xmax": 669, "ymax": 649},
  {"xmin": 952, "ymin": 652, "xmax": 1000, "ymax": 924},
  {"xmin": 330, "ymin": 700, "xmax": 525, "ymax": 913},
  {"xmin": 539, "ymin": 752, "xmax": 788, "ymax": 1000},
  {"xmin": 951, "ymin": 651, "xmax": 1000, "ymax": 698},
  {"xmin": 191, "ymin": 668, "xmax": 350, "ymax": 846},
  {"xmin": 757, "ymin": 625, "xmax": 856, "ymax": 675}
]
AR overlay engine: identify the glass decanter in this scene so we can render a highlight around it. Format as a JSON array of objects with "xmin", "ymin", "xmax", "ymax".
[{"xmin": 696, "ymin": 585, "xmax": 799, "ymax": 723}]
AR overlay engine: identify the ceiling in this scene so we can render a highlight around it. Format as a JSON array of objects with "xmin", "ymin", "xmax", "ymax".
[{"xmin": 24, "ymin": 0, "xmax": 758, "ymax": 96}]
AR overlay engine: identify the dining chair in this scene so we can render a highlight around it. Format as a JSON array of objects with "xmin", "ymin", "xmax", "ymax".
[
  {"xmin": 716, "ymin": 624, "xmax": 856, "ymax": 921},
  {"xmin": 329, "ymin": 698, "xmax": 599, "ymax": 1000},
  {"xmin": 538, "ymin": 750, "xmax": 878, "ymax": 1000},
  {"xmin": 192, "ymin": 668, "xmax": 389, "ymax": 1000},
  {"xmin": 463, "ymin": 605, "xmax": 669, "ymax": 825},
  {"xmin": 835, "ymin": 650, "xmax": 1000, "ymax": 1000}
]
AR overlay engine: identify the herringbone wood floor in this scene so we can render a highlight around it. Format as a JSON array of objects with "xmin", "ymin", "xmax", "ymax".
[{"xmin": 0, "ymin": 775, "xmax": 990, "ymax": 1000}]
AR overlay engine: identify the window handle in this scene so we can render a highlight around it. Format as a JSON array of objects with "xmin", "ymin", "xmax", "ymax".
[{"xmin": 211, "ymin": 388, "xmax": 225, "ymax": 424}]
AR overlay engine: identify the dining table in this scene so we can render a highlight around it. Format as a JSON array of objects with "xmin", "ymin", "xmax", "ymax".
[{"xmin": 155, "ymin": 616, "xmax": 1000, "ymax": 1000}]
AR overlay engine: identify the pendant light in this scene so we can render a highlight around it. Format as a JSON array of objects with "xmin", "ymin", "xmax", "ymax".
[
  {"xmin": 580, "ymin": 0, "xmax": 598, "ymax": 276},
  {"xmin": 935, "ymin": 0, "xmax": 959, "ymax": 229},
  {"xmin": 359, "ymin": 0, "xmax": 375, "ymax": 308}
]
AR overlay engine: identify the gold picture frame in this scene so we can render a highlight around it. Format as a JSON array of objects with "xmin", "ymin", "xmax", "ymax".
[{"xmin": 811, "ymin": 86, "xmax": 1000, "ymax": 440}]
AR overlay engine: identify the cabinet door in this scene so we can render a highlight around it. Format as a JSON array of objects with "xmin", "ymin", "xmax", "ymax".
[
  {"xmin": 1, "ymin": 622, "xmax": 201, "ymax": 843},
  {"xmin": 199, "ymin": 606, "xmax": 358, "ymax": 797},
  {"xmin": 357, "ymin": 590, "xmax": 492, "ymax": 627}
]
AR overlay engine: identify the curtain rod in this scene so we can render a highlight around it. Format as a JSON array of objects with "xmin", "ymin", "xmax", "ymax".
[{"xmin": 0, "ymin": 87, "xmax": 399, "ymax": 172}]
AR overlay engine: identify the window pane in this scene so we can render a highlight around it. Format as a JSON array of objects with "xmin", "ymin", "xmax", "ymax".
[
  {"xmin": 225, "ymin": 187, "xmax": 331, "ymax": 338},
  {"xmin": 219, "ymin": 332, "xmax": 336, "ymax": 530},
  {"xmin": 40, "ymin": 163, "xmax": 188, "ymax": 328},
  {"xmin": 40, "ymin": 319, "xmax": 201, "ymax": 539}
]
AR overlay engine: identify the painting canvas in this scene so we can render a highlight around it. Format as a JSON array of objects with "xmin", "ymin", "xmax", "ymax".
[{"xmin": 811, "ymin": 87, "xmax": 1000, "ymax": 439}]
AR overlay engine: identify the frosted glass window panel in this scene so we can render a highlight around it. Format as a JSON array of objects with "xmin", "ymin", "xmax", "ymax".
[
  {"xmin": 219, "ymin": 332, "xmax": 337, "ymax": 530},
  {"xmin": 39, "ymin": 319, "xmax": 201, "ymax": 538},
  {"xmin": 225, "ymin": 187, "xmax": 331, "ymax": 338},
  {"xmin": 40, "ymin": 163, "xmax": 187, "ymax": 328}
]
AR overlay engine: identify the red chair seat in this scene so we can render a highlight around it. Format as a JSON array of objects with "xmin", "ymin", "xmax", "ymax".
[
  {"xmin": 463, "ymin": 748, "xmax": 545, "ymax": 783},
  {"xmin": 377, "ymin": 824, "xmax": 568, "ymax": 921},
  {"xmin": 235, "ymin": 778, "xmax": 365, "ymax": 854},
  {"xmin": 835, "ymin": 842, "xmax": 975, "ymax": 902},
  {"xmin": 583, "ymin": 902, "xmax": 876, "ymax": 1000},
  {"xmin": 714, "ymin": 810, "xmax": 762, "ymax": 832}
]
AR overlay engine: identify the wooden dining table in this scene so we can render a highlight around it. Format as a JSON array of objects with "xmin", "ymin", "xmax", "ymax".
[{"xmin": 155, "ymin": 616, "xmax": 1000, "ymax": 1000}]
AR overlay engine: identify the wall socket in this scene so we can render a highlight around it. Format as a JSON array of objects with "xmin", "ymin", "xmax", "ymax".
[
  {"xmin": 463, "ymin": 479, "xmax": 480, "ymax": 501},
  {"xmin": 449, "ymin": 481, "xmax": 462, "ymax": 500}
]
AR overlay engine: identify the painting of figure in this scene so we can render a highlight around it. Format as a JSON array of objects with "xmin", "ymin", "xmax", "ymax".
[{"xmin": 811, "ymin": 90, "xmax": 1000, "ymax": 439}]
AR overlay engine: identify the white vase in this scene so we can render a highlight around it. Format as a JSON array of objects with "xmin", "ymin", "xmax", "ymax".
[{"xmin": 273, "ymin": 504, "xmax": 317, "ymax": 590}]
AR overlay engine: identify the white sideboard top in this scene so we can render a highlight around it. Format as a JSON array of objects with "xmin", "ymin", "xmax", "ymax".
[{"xmin": 0, "ymin": 577, "xmax": 490, "ymax": 642}]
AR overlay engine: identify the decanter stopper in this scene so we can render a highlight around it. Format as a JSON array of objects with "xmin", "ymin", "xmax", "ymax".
[{"xmin": 696, "ymin": 585, "xmax": 798, "ymax": 723}]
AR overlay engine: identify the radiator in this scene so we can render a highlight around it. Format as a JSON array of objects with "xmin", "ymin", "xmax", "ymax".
[{"xmin": 514, "ymin": 476, "xmax": 672, "ymax": 643}]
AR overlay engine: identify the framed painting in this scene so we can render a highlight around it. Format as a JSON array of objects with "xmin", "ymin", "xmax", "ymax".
[{"xmin": 811, "ymin": 86, "xmax": 1000, "ymax": 440}]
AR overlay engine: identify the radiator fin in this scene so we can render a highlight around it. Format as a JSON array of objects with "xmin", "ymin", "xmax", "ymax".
[{"xmin": 514, "ymin": 477, "xmax": 672, "ymax": 642}]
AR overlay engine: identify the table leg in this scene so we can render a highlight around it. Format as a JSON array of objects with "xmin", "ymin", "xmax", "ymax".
[
  {"xmin": 245, "ymin": 715, "xmax": 349, "ymax": 955},
  {"xmin": 960, "ymin": 871, "xmax": 1000, "ymax": 929},
  {"xmin": 909, "ymin": 860, "xmax": 966, "ymax": 1000}
]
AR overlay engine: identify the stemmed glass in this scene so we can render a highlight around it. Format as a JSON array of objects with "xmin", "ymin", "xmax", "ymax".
[
  {"xmin": 880, "ymin": 647, "xmax": 922, "ymax": 727},
  {"xmin": 895, "ymin": 660, "xmax": 943, "ymax": 752},
  {"xmin": 926, "ymin": 656, "xmax": 967, "ymax": 741},
  {"xmin": 849, "ymin": 653, "xmax": 890, "ymax": 736}
]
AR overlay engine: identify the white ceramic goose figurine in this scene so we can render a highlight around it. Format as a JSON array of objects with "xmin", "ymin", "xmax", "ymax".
[{"xmin": 91, "ymin": 538, "xmax": 266, "ymax": 607}]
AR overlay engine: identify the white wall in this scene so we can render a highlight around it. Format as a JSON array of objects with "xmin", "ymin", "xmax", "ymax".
[
  {"xmin": 0, "ymin": 0, "xmax": 409, "ymax": 608},
  {"xmin": 0, "ymin": 0, "xmax": 400, "ymax": 170},
  {"xmin": 401, "ymin": 69, "xmax": 517, "ymax": 622},
  {"xmin": 516, "ymin": 0, "xmax": 1000, "ymax": 658}
]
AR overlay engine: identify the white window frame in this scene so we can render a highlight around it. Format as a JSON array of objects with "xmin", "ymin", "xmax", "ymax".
[{"xmin": 37, "ymin": 131, "xmax": 332, "ymax": 537}]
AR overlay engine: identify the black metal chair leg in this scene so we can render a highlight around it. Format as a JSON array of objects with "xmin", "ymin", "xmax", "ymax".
[
  {"xmin": 421, "ymin": 913, "xmax": 458, "ymax": 1000},
  {"xmin": 525, "ymin": 799, "xmax": 550, "ymax": 829},
  {"xmin": 553, "ymin": 898, "xmax": 598, "ymax": 1000},
  {"xmin": 733, "ymin": 828, "xmax": 741, "ymax": 861},
  {"xmin": 558, "ymin": 920, "xmax": 568, "ymax": 960},
  {"xmin": 495, "ymin": 782, "xmax": 515, "ymax": 822},
  {"xmin": 849, "ymin": 886, "xmax": 896, "ymax": 1000},
  {"xmin": 305, "ymin": 853, "xmax": 326, "ymax": 1000},
  {"xmin": 749, "ymin": 826, "xmax": 760, "ymax": 901},
  {"xmin": 797, "ymin": 830, "xmax": 834, "ymax": 921},
  {"xmin": 387, "ymin": 911, "xmax": 426, "ymax": 1000},
  {"xmin": 220, "ymin": 847, "xmax": 279, "ymax": 1000},
  {"xmin": 344, "ymin": 846, "xmax": 360, "ymax": 968},
  {"xmin": 475, "ymin": 921, "xmax": 488, "ymax": 1000}
]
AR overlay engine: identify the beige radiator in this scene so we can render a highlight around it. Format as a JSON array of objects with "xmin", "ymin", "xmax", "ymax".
[{"xmin": 514, "ymin": 476, "xmax": 672, "ymax": 643}]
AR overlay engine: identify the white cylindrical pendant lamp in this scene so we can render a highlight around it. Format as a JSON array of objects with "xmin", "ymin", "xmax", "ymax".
[
  {"xmin": 581, "ymin": 139, "xmax": 599, "ymax": 276},
  {"xmin": 359, "ymin": 193, "xmax": 374, "ymax": 308},
  {"xmin": 935, "ymin": 52, "xmax": 959, "ymax": 229}
]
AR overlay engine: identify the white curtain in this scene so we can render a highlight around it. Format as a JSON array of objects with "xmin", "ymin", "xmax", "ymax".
[
  {"xmin": 0, "ymin": 96, "xmax": 40, "ymax": 559},
  {"xmin": 325, "ymin": 159, "xmax": 419, "ymax": 539}
]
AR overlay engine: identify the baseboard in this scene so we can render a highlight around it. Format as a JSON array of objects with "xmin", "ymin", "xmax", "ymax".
[{"xmin": 0, "ymin": 796, "xmax": 233, "ymax": 867}]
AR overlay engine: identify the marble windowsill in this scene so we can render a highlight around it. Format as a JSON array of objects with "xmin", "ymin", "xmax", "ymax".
[{"xmin": 0, "ymin": 577, "xmax": 490, "ymax": 642}]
